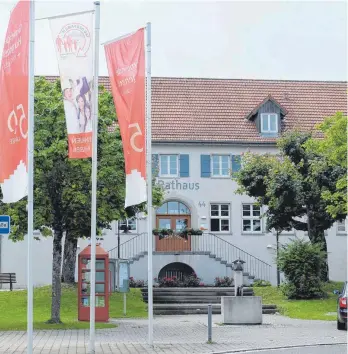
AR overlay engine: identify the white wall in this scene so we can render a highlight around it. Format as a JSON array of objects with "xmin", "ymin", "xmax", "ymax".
[{"xmin": 0, "ymin": 235, "xmax": 53, "ymax": 289}]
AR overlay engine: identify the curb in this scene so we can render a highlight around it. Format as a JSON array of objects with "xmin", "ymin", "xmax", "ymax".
[{"xmin": 212, "ymin": 342, "xmax": 348, "ymax": 353}]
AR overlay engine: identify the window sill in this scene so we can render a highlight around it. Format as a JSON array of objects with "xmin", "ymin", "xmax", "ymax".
[
  {"xmin": 242, "ymin": 232, "xmax": 264, "ymax": 236},
  {"xmin": 260, "ymin": 131, "xmax": 278, "ymax": 134},
  {"xmin": 158, "ymin": 176, "xmax": 180, "ymax": 179},
  {"xmin": 210, "ymin": 231, "xmax": 233, "ymax": 235},
  {"xmin": 336, "ymin": 233, "xmax": 347, "ymax": 236},
  {"xmin": 210, "ymin": 176, "xmax": 231, "ymax": 179}
]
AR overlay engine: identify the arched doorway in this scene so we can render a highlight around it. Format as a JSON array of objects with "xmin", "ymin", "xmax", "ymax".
[
  {"xmin": 158, "ymin": 262, "xmax": 195, "ymax": 281},
  {"xmin": 155, "ymin": 200, "xmax": 191, "ymax": 252}
]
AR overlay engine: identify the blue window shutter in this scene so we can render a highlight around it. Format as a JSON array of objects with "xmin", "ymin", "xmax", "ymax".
[
  {"xmin": 201, "ymin": 155, "xmax": 211, "ymax": 178},
  {"xmin": 179, "ymin": 154, "xmax": 189, "ymax": 177},
  {"xmin": 152, "ymin": 154, "xmax": 159, "ymax": 177},
  {"xmin": 231, "ymin": 155, "xmax": 241, "ymax": 176}
]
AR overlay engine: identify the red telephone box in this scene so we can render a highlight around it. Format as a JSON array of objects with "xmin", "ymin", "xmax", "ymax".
[{"xmin": 78, "ymin": 244, "xmax": 109, "ymax": 322}]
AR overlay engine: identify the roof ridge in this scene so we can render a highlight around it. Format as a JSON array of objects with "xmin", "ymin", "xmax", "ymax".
[{"xmin": 42, "ymin": 75, "xmax": 346, "ymax": 84}]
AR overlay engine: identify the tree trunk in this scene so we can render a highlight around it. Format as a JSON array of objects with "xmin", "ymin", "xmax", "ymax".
[
  {"xmin": 62, "ymin": 234, "xmax": 77, "ymax": 284},
  {"xmin": 307, "ymin": 213, "xmax": 329, "ymax": 282},
  {"xmin": 312, "ymin": 230, "xmax": 329, "ymax": 282},
  {"xmin": 47, "ymin": 229, "xmax": 63, "ymax": 324}
]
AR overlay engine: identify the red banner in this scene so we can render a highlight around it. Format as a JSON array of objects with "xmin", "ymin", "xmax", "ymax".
[
  {"xmin": 0, "ymin": 0, "xmax": 30, "ymax": 202},
  {"xmin": 104, "ymin": 29, "xmax": 146, "ymax": 207}
]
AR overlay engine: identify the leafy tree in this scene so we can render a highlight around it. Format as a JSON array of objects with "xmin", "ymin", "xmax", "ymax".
[
  {"xmin": 305, "ymin": 112, "xmax": 347, "ymax": 218},
  {"xmin": 277, "ymin": 238, "xmax": 326, "ymax": 299},
  {"xmin": 0, "ymin": 77, "xmax": 163, "ymax": 324},
  {"xmin": 236, "ymin": 130, "xmax": 346, "ymax": 281}
]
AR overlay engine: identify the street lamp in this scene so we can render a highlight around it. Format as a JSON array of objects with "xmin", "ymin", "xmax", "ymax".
[{"xmin": 267, "ymin": 231, "xmax": 281, "ymax": 288}]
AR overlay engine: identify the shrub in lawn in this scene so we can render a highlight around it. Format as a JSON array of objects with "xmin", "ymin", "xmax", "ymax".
[
  {"xmin": 277, "ymin": 238, "xmax": 326, "ymax": 299},
  {"xmin": 214, "ymin": 276, "xmax": 233, "ymax": 287},
  {"xmin": 252, "ymin": 280, "xmax": 272, "ymax": 287}
]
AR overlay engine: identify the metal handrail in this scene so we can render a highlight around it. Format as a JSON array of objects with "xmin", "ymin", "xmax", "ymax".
[
  {"xmin": 107, "ymin": 231, "xmax": 272, "ymax": 281},
  {"xmin": 205, "ymin": 232, "xmax": 271, "ymax": 267},
  {"xmin": 108, "ymin": 232, "xmax": 147, "ymax": 253}
]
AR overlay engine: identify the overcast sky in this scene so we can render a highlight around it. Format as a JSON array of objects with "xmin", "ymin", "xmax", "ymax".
[{"xmin": 0, "ymin": 0, "xmax": 346, "ymax": 80}]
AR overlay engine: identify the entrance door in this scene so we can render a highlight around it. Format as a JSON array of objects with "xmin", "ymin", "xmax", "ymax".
[
  {"xmin": 157, "ymin": 215, "xmax": 191, "ymax": 232},
  {"xmin": 156, "ymin": 201, "xmax": 191, "ymax": 252}
]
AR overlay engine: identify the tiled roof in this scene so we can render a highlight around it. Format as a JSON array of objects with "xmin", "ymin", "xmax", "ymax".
[{"xmin": 47, "ymin": 76, "xmax": 347, "ymax": 144}]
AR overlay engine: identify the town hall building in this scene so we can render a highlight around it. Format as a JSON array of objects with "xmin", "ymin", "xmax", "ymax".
[{"xmin": 1, "ymin": 77, "xmax": 347, "ymax": 288}]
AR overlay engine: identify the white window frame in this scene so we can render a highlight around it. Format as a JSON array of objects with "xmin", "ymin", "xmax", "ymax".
[
  {"xmin": 242, "ymin": 204, "xmax": 262, "ymax": 234},
  {"xmin": 118, "ymin": 218, "xmax": 137, "ymax": 233},
  {"xmin": 211, "ymin": 155, "xmax": 230, "ymax": 178},
  {"xmin": 337, "ymin": 220, "xmax": 347, "ymax": 235},
  {"xmin": 260, "ymin": 113, "xmax": 278, "ymax": 133},
  {"xmin": 210, "ymin": 203, "xmax": 230, "ymax": 233},
  {"xmin": 159, "ymin": 154, "xmax": 179, "ymax": 177}
]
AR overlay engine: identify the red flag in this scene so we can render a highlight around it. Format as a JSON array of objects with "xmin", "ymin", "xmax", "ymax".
[
  {"xmin": 104, "ymin": 29, "xmax": 146, "ymax": 207},
  {"xmin": 0, "ymin": 0, "xmax": 30, "ymax": 202}
]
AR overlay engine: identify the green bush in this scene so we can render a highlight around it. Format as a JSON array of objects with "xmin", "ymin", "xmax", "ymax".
[
  {"xmin": 277, "ymin": 238, "xmax": 326, "ymax": 299},
  {"xmin": 252, "ymin": 280, "xmax": 271, "ymax": 287}
]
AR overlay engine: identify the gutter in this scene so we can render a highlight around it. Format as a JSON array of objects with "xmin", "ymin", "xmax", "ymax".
[{"xmin": 152, "ymin": 140, "xmax": 277, "ymax": 146}]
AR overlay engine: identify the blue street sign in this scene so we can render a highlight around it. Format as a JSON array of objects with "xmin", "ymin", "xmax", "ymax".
[{"xmin": 0, "ymin": 215, "xmax": 10, "ymax": 234}]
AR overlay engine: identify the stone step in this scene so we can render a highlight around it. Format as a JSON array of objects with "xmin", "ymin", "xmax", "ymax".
[
  {"xmin": 142, "ymin": 295, "xmax": 254, "ymax": 304},
  {"xmin": 142, "ymin": 290, "xmax": 243, "ymax": 295},
  {"xmin": 141, "ymin": 287, "xmax": 253, "ymax": 293},
  {"xmin": 152, "ymin": 303, "xmax": 277, "ymax": 316},
  {"xmin": 144, "ymin": 291, "xmax": 255, "ymax": 297}
]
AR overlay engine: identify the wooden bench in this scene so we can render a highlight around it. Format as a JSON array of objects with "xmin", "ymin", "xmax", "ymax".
[{"xmin": 0, "ymin": 273, "xmax": 16, "ymax": 291}]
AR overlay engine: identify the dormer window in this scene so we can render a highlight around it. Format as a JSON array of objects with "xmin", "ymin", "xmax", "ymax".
[
  {"xmin": 245, "ymin": 95, "xmax": 287, "ymax": 137},
  {"xmin": 261, "ymin": 113, "xmax": 278, "ymax": 133}
]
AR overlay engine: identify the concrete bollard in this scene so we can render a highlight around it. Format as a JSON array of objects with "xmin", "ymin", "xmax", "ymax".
[{"xmin": 207, "ymin": 304, "xmax": 212, "ymax": 342}]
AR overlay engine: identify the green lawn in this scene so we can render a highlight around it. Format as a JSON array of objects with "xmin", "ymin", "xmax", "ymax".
[
  {"xmin": 0, "ymin": 285, "xmax": 147, "ymax": 331},
  {"xmin": 254, "ymin": 281, "xmax": 343, "ymax": 321}
]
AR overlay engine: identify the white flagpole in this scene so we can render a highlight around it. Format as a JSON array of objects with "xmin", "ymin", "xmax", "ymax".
[
  {"xmin": 27, "ymin": 0, "xmax": 35, "ymax": 353},
  {"xmin": 145, "ymin": 22, "xmax": 153, "ymax": 346},
  {"xmin": 89, "ymin": 2, "xmax": 100, "ymax": 354}
]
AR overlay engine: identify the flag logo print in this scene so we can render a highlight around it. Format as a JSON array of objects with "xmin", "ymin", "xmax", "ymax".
[{"xmin": 56, "ymin": 22, "xmax": 91, "ymax": 58}]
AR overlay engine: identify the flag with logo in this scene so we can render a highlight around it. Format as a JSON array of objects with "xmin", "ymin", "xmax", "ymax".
[
  {"xmin": 49, "ymin": 12, "xmax": 94, "ymax": 159},
  {"xmin": 0, "ymin": 0, "xmax": 30, "ymax": 203},
  {"xmin": 104, "ymin": 29, "xmax": 146, "ymax": 207}
]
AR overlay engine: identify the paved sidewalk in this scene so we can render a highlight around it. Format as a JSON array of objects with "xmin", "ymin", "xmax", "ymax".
[{"xmin": 0, "ymin": 315, "xmax": 346, "ymax": 353}]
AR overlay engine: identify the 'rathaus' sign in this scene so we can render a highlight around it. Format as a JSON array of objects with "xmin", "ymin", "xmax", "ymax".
[{"xmin": 157, "ymin": 179, "xmax": 200, "ymax": 191}]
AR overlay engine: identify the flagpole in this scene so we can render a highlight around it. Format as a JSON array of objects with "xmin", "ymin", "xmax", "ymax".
[
  {"xmin": 89, "ymin": 2, "xmax": 100, "ymax": 354},
  {"xmin": 27, "ymin": 0, "xmax": 35, "ymax": 353},
  {"xmin": 145, "ymin": 22, "xmax": 153, "ymax": 346}
]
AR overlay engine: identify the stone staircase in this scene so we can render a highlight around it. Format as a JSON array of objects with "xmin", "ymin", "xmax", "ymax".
[
  {"xmin": 127, "ymin": 251, "xmax": 257, "ymax": 284},
  {"xmin": 141, "ymin": 287, "xmax": 277, "ymax": 315},
  {"xmin": 108, "ymin": 232, "xmax": 272, "ymax": 284}
]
